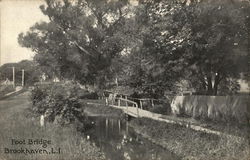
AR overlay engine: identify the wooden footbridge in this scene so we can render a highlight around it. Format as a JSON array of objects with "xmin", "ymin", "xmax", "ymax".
[
  {"xmin": 106, "ymin": 96, "xmax": 226, "ymax": 136},
  {"xmin": 109, "ymin": 97, "xmax": 158, "ymax": 118}
]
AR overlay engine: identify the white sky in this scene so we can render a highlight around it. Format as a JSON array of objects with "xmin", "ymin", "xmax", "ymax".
[{"xmin": 0, "ymin": 0, "xmax": 48, "ymax": 65}]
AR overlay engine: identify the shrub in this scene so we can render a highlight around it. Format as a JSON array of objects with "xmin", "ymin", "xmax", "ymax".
[
  {"xmin": 31, "ymin": 82, "xmax": 87, "ymax": 126},
  {"xmin": 78, "ymin": 91, "xmax": 99, "ymax": 99},
  {"xmin": 148, "ymin": 104, "xmax": 171, "ymax": 115}
]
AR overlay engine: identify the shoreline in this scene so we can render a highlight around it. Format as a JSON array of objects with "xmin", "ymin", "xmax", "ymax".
[
  {"xmin": 0, "ymin": 92, "xmax": 106, "ymax": 160},
  {"xmin": 83, "ymin": 102, "xmax": 250, "ymax": 160},
  {"xmin": 129, "ymin": 117, "xmax": 250, "ymax": 160}
]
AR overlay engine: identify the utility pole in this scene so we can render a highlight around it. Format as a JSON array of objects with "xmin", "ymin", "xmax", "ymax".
[
  {"xmin": 12, "ymin": 67, "xmax": 15, "ymax": 88},
  {"xmin": 22, "ymin": 69, "xmax": 24, "ymax": 87}
]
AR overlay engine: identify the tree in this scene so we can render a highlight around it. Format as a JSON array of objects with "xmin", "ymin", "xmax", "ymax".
[
  {"xmin": 0, "ymin": 60, "xmax": 42, "ymax": 85},
  {"xmin": 135, "ymin": 0, "xmax": 249, "ymax": 95},
  {"xmin": 180, "ymin": 0, "xmax": 249, "ymax": 95},
  {"xmin": 120, "ymin": 0, "xmax": 189, "ymax": 97},
  {"xmin": 18, "ymin": 0, "xmax": 131, "ymax": 87}
]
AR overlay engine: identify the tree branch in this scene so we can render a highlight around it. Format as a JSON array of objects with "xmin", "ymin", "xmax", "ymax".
[
  {"xmin": 73, "ymin": 41, "xmax": 93, "ymax": 57},
  {"xmin": 55, "ymin": 23, "xmax": 94, "ymax": 57},
  {"xmin": 86, "ymin": 2, "xmax": 107, "ymax": 29}
]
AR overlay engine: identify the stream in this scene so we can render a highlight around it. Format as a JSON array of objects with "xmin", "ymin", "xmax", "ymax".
[{"xmin": 85, "ymin": 116, "xmax": 179, "ymax": 160}]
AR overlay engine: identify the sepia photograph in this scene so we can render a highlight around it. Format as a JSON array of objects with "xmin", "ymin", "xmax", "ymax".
[{"xmin": 0, "ymin": 0, "xmax": 249, "ymax": 159}]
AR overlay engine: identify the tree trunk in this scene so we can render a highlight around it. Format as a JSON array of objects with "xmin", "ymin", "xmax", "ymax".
[
  {"xmin": 213, "ymin": 74, "xmax": 220, "ymax": 95},
  {"xmin": 207, "ymin": 76, "xmax": 213, "ymax": 95},
  {"xmin": 214, "ymin": 73, "xmax": 222, "ymax": 95}
]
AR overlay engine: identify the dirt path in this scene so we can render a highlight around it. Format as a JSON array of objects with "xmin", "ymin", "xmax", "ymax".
[
  {"xmin": 0, "ymin": 91, "xmax": 32, "ymax": 133},
  {"xmin": 0, "ymin": 91, "xmax": 30, "ymax": 115}
]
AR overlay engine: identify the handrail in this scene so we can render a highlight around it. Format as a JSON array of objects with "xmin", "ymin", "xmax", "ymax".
[
  {"xmin": 117, "ymin": 97, "xmax": 138, "ymax": 106},
  {"xmin": 128, "ymin": 97, "xmax": 169, "ymax": 102},
  {"xmin": 114, "ymin": 97, "xmax": 139, "ymax": 117}
]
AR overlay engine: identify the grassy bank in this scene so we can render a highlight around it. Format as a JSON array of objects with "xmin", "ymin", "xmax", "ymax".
[
  {"xmin": 129, "ymin": 118, "xmax": 250, "ymax": 160},
  {"xmin": 0, "ymin": 92, "xmax": 105, "ymax": 160},
  {"xmin": 0, "ymin": 85, "xmax": 15, "ymax": 99}
]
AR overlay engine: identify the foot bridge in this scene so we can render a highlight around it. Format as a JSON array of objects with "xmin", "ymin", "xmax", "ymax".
[
  {"xmin": 107, "ymin": 96, "xmax": 159, "ymax": 118},
  {"xmin": 105, "ymin": 95, "xmax": 225, "ymax": 136}
]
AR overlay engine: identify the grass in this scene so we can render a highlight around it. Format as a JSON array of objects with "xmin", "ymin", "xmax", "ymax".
[
  {"xmin": 0, "ymin": 85, "xmax": 15, "ymax": 99},
  {"xmin": 159, "ymin": 113, "xmax": 250, "ymax": 138},
  {"xmin": 0, "ymin": 92, "xmax": 105, "ymax": 160},
  {"xmin": 130, "ymin": 117, "xmax": 250, "ymax": 160}
]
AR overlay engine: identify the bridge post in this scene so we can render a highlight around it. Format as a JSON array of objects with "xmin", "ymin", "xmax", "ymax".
[
  {"xmin": 136, "ymin": 103, "xmax": 139, "ymax": 117},
  {"xmin": 105, "ymin": 98, "xmax": 108, "ymax": 106},
  {"xmin": 140, "ymin": 100, "xmax": 143, "ymax": 109},
  {"xmin": 125, "ymin": 95, "xmax": 128, "ymax": 106},
  {"xmin": 126, "ymin": 103, "xmax": 129, "ymax": 115},
  {"xmin": 118, "ymin": 99, "xmax": 121, "ymax": 107}
]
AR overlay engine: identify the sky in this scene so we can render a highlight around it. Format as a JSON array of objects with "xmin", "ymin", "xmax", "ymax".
[{"xmin": 0, "ymin": 0, "xmax": 48, "ymax": 65}]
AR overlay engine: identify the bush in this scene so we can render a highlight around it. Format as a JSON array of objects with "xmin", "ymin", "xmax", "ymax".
[
  {"xmin": 78, "ymin": 91, "xmax": 99, "ymax": 99},
  {"xmin": 148, "ymin": 104, "xmax": 171, "ymax": 115},
  {"xmin": 31, "ymin": 82, "xmax": 87, "ymax": 126}
]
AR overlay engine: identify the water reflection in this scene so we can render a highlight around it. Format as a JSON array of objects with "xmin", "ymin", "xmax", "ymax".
[{"xmin": 85, "ymin": 116, "xmax": 178, "ymax": 160}]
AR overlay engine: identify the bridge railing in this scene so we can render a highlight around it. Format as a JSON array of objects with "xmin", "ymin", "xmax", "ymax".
[
  {"xmin": 105, "ymin": 92, "xmax": 171, "ymax": 116},
  {"xmin": 128, "ymin": 98, "xmax": 156, "ymax": 110},
  {"xmin": 120, "ymin": 97, "xmax": 139, "ymax": 117},
  {"xmin": 108, "ymin": 97, "xmax": 139, "ymax": 117}
]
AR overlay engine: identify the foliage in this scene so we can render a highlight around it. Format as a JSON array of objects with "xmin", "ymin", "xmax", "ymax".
[
  {"xmin": 119, "ymin": 0, "xmax": 188, "ymax": 96},
  {"xmin": 18, "ymin": 0, "xmax": 250, "ymax": 96},
  {"xmin": 148, "ymin": 104, "xmax": 171, "ymax": 115},
  {"xmin": 31, "ymin": 82, "xmax": 86, "ymax": 125},
  {"xmin": 78, "ymin": 90, "xmax": 99, "ymax": 99},
  {"xmin": 0, "ymin": 96, "xmax": 105, "ymax": 160},
  {"xmin": 18, "ymin": 0, "xmax": 132, "ymax": 87},
  {"xmin": 0, "ymin": 60, "xmax": 41, "ymax": 86},
  {"xmin": 135, "ymin": 0, "xmax": 249, "ymax": 95}
]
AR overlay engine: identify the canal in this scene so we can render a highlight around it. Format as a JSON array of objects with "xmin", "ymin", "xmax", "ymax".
[{"xmin": 85, "ymin": 116, "xmax": 179, "ymax": 160}]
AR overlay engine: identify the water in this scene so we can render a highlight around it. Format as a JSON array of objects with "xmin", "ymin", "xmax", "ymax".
[{"xmin": 85, "ymin": 116, "xmax": 179, "ymax": 160}]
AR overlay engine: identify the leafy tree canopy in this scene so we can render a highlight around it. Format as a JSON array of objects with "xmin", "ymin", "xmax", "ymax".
[
  {"xmin": 0, "ymin": 60, "xmax": 42, "ymax": 85},
  {"xmin": 129, "ymin": 0, "xmax": 249, "ymax": 95},
  {"xmin": 18, "ymin": 0, "xmax": 132, "ymax": 86},
  {"xmin": 18, "ymin": 0, "xmax": 250, "ymax": 96}
]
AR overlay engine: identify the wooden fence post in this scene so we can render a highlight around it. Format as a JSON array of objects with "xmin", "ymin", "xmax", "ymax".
[{"xmin": 118, "ymin": 99, "xmax": 121, "ymax": 107}]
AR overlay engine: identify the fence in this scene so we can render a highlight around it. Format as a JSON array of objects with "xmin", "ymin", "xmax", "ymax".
[{"xmin": 171, "ymin": 95, "xmax": 250, "ymax": 124}]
